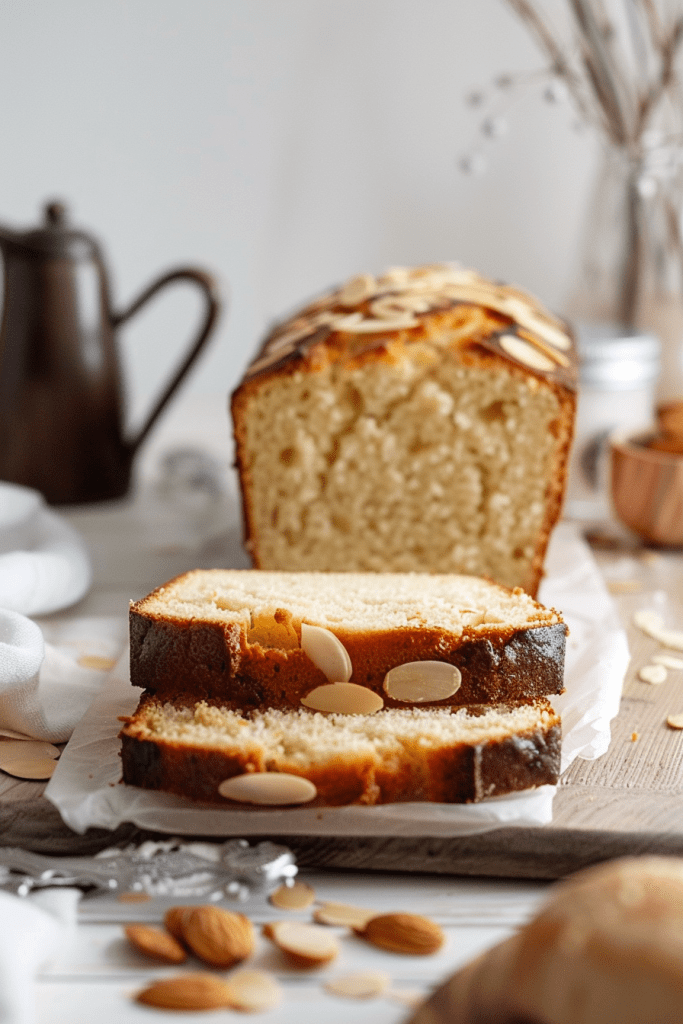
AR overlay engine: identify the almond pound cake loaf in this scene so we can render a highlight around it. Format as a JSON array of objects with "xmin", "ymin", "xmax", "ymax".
[
  {"xmin": 128, "ymin": 569, "xmax": 567, "ymax": 712},
  {"xmin": 231, "ymin": 264, "xmax": 577, "ymax": 596},
  {"xmin": 119, "ymin": 697, "xmax": 561, "ymax": 806}
]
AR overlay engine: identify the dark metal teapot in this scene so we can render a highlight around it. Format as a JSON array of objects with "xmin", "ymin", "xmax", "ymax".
[{"xmin": 0, "ymin": 201, "xmax": 221, "ymax": 504}]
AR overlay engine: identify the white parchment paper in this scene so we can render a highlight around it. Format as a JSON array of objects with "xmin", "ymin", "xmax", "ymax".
[{"xmin": 46, "ymin": 521, "xmax": 629, "ymax": 837}]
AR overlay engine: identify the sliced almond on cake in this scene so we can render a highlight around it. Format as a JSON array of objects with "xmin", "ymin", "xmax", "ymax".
[
  {"xmin": 300, "ymin": 682, "xmax": 384, "ymax": 715},
  {"xmin": 301, "ymin": 623, "xmax": 352, "ymax": 682},
  {"xmin": 383, "ymin": 661, "xmax": 461, "ymax": 702},
  {"xmin": 218, "ymin": 772, "xmax": 317, "ymax": 805}
]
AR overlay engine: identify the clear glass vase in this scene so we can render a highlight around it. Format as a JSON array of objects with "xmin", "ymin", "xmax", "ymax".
[{"xmin": 567, "ymin": 141, "xmax": 683, "ymax": 402}]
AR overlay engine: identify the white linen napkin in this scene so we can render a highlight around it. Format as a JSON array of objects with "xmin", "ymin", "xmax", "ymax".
[
  {"xmin": 0, "ymin": 482, "xmax": 124, "ymax": 742},
  {"xmin": 0, "ymin": 888, "xmax": 79, "ymax": 1024}
]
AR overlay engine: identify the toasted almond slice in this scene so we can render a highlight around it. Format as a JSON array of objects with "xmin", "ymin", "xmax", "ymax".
[
  {"xmin": 338, "ymin": 315, "xmax": 419, "ymax": 333},
  {"xmin": 0, "ymin": 739, "xmax": 60, "ymax": 759},
  {"xmin": 313, "ymin": 901, "xmax": 377, "ymax": 929},
  {"xmin": 301, "ymin": 682, "xmax": 384, "ymax": 715},
  {"xmin": 135, "ymin": 973, "xmax": 233, "ymax": 1011},
  {"xmin": 270, "ymin": 880, "xmax": 316, "ymax": 911},
  {"xmin": 360, "ymin": 913, "xmax": 445, "ymax": 955},
  {"xmin": 77, "ymin": 654, "xmax": 118, "ymax": 671},
  {"xmin": 667, "ymin": 714, "xmax": 683, "ymax": 729},
  {"xmin": 325, "ymin": 970, "xmax": 391, "ymax": 999},
  {"xmin": 370, "ymin": 295, "xmax": 431, "ymax": 318},
  {"xmin": 653, "ymin": 653, "xmax": 683, "ymax": 669},
  {"xmin": 225, "ymin": 969, "xmax": 283, "ymax": 1012},
  {"xmin": 516, "ymin": 326, "xmax": 570, "ymax": 367},
  {"xmin": 498, "ymin": 333, "xmax": 556, "ymax": 372},
  {"xmin": 264, "ymin": 920, "xmax": 338, "ymax": 968},
  {"xmin": 301, "ymin": 623, "xmax": 352, "ymax": 683},
  {"xmin": 338, "ymin": 274, "xmax": 378, "ymax": 307},
  {"xmin": 218, "ymin": 772, "xmax": 317, "ymax": 805},
  {"xmin": 0, "ymin": 755, "xmax": 58, "ymax": 780},
  {"xmin": 383, "ymin": 661, "xmax": 461, "ymax": 703},
  {"xmin": 504, "ymin": 300, "xmax": 571, "ymax": 351},
  {"xmin": 124, "ymin": 924, "xmax": 187, "ymax": 964},
  {"xmin": 639, "ymin": 664, "xmax": 668, "ymax": 684}
]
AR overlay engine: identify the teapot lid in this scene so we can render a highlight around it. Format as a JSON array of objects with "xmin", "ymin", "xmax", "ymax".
[{"xmin": 2, "ymin": 201, "xmax": 101, "ymax": 259}]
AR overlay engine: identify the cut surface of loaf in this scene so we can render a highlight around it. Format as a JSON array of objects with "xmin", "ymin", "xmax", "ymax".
[
  {"xmin": 231, "ymin": 264, "xmax": 577, "ymax": 596},
  {"xmin": 119, "ymin": 697, "xmax": 561, "ymax": 806},
  {"xmin": 129, "ymin": 569, "xmax": 566, "ymax": 710},
  {"xmin": 408, "ymin": 856, "xmax": 683, "ymax": 1024}
]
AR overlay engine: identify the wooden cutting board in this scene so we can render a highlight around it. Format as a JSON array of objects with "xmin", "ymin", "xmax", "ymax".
[{"xmin": 3, "ymin": 547, "xmax": 683, "ymax": 879}]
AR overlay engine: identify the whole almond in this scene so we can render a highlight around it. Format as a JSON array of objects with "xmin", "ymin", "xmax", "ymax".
[
  {"xmin": 135, "ymin": 973, "xmax": 233, "ymax": 1011},
  {"xmin": 183, "ymin": 905, "xmax": 255, "ymax": 968},
  {"xmin": 360, "ymin": 913, "xmax": 445, "ymax": 955},
  {"xmin": 164, "ymin": 905, "xmax": 195, "ymax": 942},
  {"xmin": 124, "ymin": 924, "xmax": 187, "ymax": 964}
]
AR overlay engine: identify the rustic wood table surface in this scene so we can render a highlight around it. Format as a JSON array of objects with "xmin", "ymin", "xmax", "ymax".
[{"xmin": 3, "ymin": 395, "xmax": 683, "ymax": 1023}]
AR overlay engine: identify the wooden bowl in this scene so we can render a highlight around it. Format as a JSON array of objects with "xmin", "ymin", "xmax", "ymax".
[{"xmin": 610, "ymin": 429, "xmax": 683, "ymax": 546}]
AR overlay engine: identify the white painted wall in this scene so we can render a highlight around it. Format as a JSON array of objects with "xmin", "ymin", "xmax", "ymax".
[{"xmin": 0, "ymin": 0, "xmax": 598, "ymax": 437}]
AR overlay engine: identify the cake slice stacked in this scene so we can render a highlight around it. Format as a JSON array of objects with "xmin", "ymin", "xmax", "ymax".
[{"xmin": 119, "ymin": 569, "xmax": 565, "ymax": 806}]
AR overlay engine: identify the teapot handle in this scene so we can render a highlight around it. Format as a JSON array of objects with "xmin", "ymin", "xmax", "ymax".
[{"xmin": 112, "ymin": 267, "xmax": 222, "ymax": 453}]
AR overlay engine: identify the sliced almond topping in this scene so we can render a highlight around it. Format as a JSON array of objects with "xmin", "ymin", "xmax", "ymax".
[
  {"xmin": 639, "ymin": 664, "xmax": 668, "ymax": 685},
  {"xmin": 301, "ymin": 682, "xmax": 384, "ymax": 715},
  {"xmin": 338, "ymin": 273, "xmax": 378, "ymax": 307},
  {"xmin": 383, "ymin": 661, "xmax": 461, "ymax": 703},
  {"xmin": 313, "ymin": 901, "xmax": 377, "ymax": 929},
  {"xmin": 135, "ymin": 973, "xmax": 234, "ymax": 1011},
  {"xmin": 498, "ymin": 333, "xmax": 556, "ymax": 372},
  {"xmin": 225, "ymin": 969, "xmax": 283, "ymax": 1012},
  {"xmin": 0, "ymin": 755, "xmax": 58, "ymax": 780},
  {"xmin": 301, "ymin": 623, "xmax": 352, "ymax": 682},
  {"xmin": 653, "ymin": 653, "xmax": 683, "ymax": 669},
  {"xmin": 502, "ymin": 298, "xmax": 571, "ymax": 350},
  {"xmin": 370, "ymin": 295, "xmax": 431, "ymax": 318},
  {"xmin": 218, "ymin": 772, "xmax": 317, "ymax": 805},
  {"xmin": 264, "ymin": 920, "xmax": 338, "ymax": 968},
  {"xmin": 325, "ymin": 970, "xmax": 391, "ymax": 999},
  {"xmin": 124, "ymin": 924, "xmax": 187, "ymax": 964},
  {"xmin": 359, "ymin": 913, "xmax": 445, "ymax": 955},
  {"xmin": 339, "ymin": 315, "xmax": 419, "ymax": 333},
  {"xmin": 667, "ymin": 714, "xmax": 683, "ymax": 729},
  {"xmin": 270, "ymin": 880, "xmax": 316, "ymax": 911}
]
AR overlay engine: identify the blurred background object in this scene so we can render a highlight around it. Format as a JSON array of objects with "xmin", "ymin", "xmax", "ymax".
[
  {"xmin": 0, "ymin": 0, "xmax": 599, "ymax": 449},
  {"xmin": 0, "ymin": 202, "xmax": 221, "ymax": 504}
]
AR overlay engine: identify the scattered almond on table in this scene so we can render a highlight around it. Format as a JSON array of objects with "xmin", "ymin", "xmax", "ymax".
[
  {"xmin": 269, "ymin": 879, "xmax": 316, "ymax": 910},
  {"xmin": 135, "ymin": 973, "xmax": 236, "ymax": 1011},
  {"xmin": 357, "ymin": 912, "xmax": 445, "ymax": 955},
  {"xmin": 263, "ymin": 919, "xmax": 339, "ymax": 968},
  {"xmin": 124, "ymin": 924, "xmax": 187, "ymax": 964},
  {"xmin": 313, "ymin": 900, "xmax": 377, "ymax": 929},
  {"xmin": 324, "ymin": 969, "xmax": 391, "ymax": 999}
]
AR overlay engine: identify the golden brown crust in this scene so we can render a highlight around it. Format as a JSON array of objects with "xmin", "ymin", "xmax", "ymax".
[
  {"xmin": 129, "ymin": 606, "xmax": 567, "ymax": 711},
  {"xmin": 119, "ymin": 697, "xmax": 561, "ymax": 806},
  {"xmin": 230, "ymin": 265, "xmax": 577, "ymax": 597}
]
